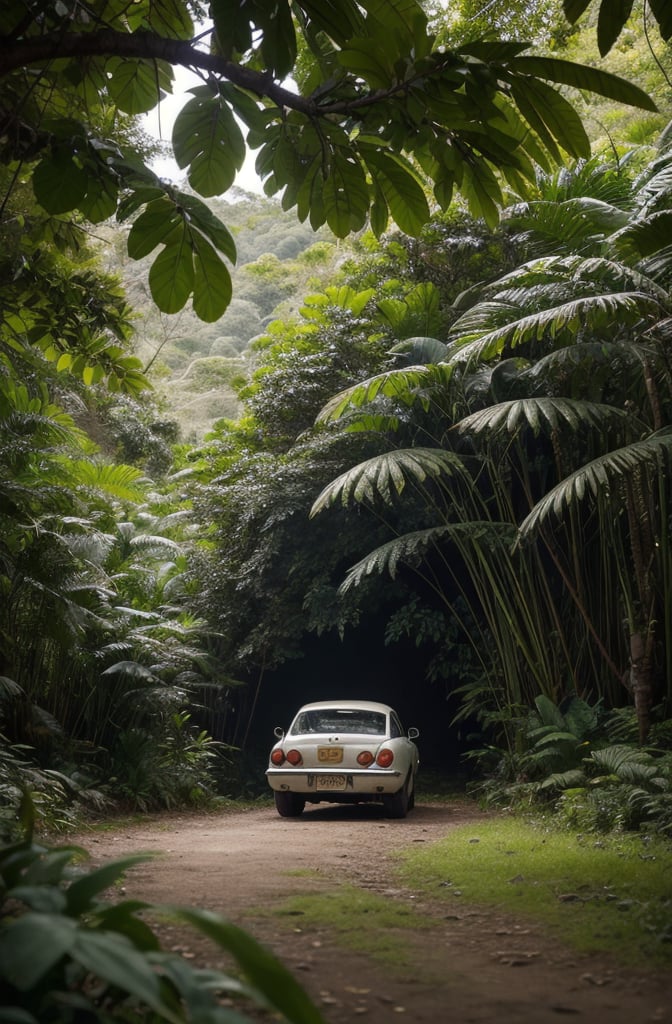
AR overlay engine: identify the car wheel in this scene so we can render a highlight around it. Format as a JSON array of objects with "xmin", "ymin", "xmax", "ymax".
[
  {"xmin": 408, "ymin": 775, "xmax": 416, "ymax": 811},
  {"xmin": 274, "ymin": 791, "xmax": 306, "ymax": 817},
  {"xmin": 384, "ymin": 775, "xmax": 410, "ymax": 819}
]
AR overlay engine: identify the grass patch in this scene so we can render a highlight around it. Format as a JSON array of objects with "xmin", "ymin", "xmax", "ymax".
[
  {"xmin": 396, "ymin": 817, "xmax": 672, "ymax": 967},
  {"xmin": 271, "ymin": 885, "xmax": 438, "ymax": 972}
]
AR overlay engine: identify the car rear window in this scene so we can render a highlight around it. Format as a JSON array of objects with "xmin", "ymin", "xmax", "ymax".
[{"xmin": 292, "ymin": 709, "xmax": 386, "ymax": 735}]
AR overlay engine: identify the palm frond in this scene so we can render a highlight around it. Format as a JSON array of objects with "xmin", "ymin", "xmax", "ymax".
[
  {"xmin": 310, "ymin": 448, "xmax": 468, "ymax": 514},
  {"xmin": 387, "ymin": 336, "xmax": 449, "ymax": 365},
  {"xmin": 610, "ymin": 210, "xmax": 672, "ymax": 264},
  {"xmin": 129, "ymin": 534, "xmax": 181, "ymax": 554},
  {"xmin": 101, "ymin": 661, "xmax": 160, "ymax": 682},
  {"xmin": 520, "ymin": 428, "xmax": 672, "ymax": 537},
  {"xmin": 316, "ymin": 365, "xmax": 451, "ymax": 423},
  {"xmin": 449, "ymin": 292, "xmax": 664, "ymax": 367},
  {"xmin": 340, "ymin": 521, "xmax": 518, "ymax": 592},
  {"xmin": 454, "ymin": 397, "xmax": 632, "ymax": 440},
  {"xmin": 505, "ymin": 197, "xmax": 630, "ymax": 257},
  {"xmin": 66, "ymin": 460, "xmax": 147, "ymax": 501}
]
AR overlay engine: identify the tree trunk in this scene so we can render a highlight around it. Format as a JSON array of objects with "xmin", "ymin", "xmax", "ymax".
[{"xmin": 628, "ymin": 628, "xmax": 653, "ymax": 744}]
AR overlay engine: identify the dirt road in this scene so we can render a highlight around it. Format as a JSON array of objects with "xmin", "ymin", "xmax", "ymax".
[{"xmin": 76, "ymin": 801, "xmax": 671, "ymax": 1023}]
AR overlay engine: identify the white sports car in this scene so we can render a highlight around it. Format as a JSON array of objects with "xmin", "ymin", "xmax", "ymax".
[{"xmin": 266, "ymin": 699, "xmax": 420, "ymax": 818}]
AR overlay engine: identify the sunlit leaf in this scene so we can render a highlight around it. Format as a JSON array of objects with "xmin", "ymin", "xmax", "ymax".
[
  {"xmin": 191, "ymin": 234, "xmax": 232, "ymax": 321},
  {"xmin": 172, "ymin": 90, "xmax": 245, "ymax": 196},
  {"xmin": 107, "ymin": 59, "xmax": 172, "ymax": 115},
  {"xmin": 148, "ymin": 236, "xmax": 194, "ymax": 314}
]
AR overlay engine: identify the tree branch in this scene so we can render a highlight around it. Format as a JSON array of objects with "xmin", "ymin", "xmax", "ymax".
[{"xmin": 0, "ymin": 29, "xmax": 314, "ymax": 113}]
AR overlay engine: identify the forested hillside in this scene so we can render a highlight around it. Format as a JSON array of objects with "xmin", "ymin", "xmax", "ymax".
[
  {"xmin": 104, "ymin": 190, "xmax": 339, "ymax": 438},
  {"xmin": 2, "ymin": 0, "xmax": 672, "ymax": 843}
]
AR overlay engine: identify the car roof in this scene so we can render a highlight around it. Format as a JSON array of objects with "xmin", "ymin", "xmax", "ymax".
[{"xmin": 292, "ymin": 700, "xmax": 395, "ymax": 715}]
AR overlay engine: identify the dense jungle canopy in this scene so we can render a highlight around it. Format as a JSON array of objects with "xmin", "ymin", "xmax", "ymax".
[{"xmin": 2, "ymin": 0, "xmax": 672, "ymax": 834}]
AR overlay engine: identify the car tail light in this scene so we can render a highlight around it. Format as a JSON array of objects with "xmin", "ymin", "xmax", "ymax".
[
  {"xmin": 376, "ymin": 748, "xmax": 394, "ymax": 768},
  {"xmin": 357, "ymin": 751, "xmax": 374, "ymax": 766},
  {"xmin": 286, "ymin": 749, "xmax": 303, "ymax": 766},
  {"xmin": 271, "ymin": 749, "xmax": 285, "ymax": 766}
]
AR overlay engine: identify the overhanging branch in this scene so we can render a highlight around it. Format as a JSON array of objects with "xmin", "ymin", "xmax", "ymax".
[{"xmin": 0, "ymin": 29, "xmax": 315, "ymax": 114}]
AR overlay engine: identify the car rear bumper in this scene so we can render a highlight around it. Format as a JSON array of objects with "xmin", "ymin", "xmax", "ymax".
[{"xmin": 265, "ymin": 766, "xmax": 404, "ymax": 796}]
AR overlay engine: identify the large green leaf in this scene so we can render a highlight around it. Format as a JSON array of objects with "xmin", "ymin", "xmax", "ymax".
[
  {"xmin": 0, "ymin": 913, "xmax": 76, "ymax": 989},
  {"xmin": 191, "ymin": 234, "xmax": 232, "ymax": 322},
  {"xmin": 597, "ymin": 0, "xmax": 634, "ymax": 56},
  {"xmin": 148, "ymin": 236, "xmax": 195, "ymax": 314},
  {"xmin": 78, "ymin": 175, "xmax": 119, "ymax": 224},
  {"xmin": 649, "ymin": 0, "xmax": 672, "ymax": 39},
  {"xmin": 563, "ymin": 0, "xmax": 592, "ymax": 21},
  {"xmin": 127, "ymin": 198, "xmax": 184, "ymax": 259},
  {"xmin": 107, "ymin": 59, "xmax": 173, "ymax": 115},
  {"xmin": 172, "ymin": 89, "xmax": 245, "ymax": 196},
  {"xmin": 142, "ymin": 0, "xmax": 193, "ymax": 38},
  {"xmin": 360, "ymin": 0, "xmax": 426, "ymax": 41},
  {"xmin": 175, "ymin": 193, "xmax": 237, "ymax": 262},
  {"xmin": 360, "ymin": 147, "xmax": 429, "ymax": 236},
  {"xmin": 299, "ymin": 0, "xmax": 366, "ymax": 45},
  {"xmin": 66, "ymin": 856, "xmax": 153, "ymax": 916},
  {"xmin": 513, "ymin": 79, "xmax": 590, "ymax": 160},
  {"xmin": 460, "ymin": 159, "xmax": 503, "ymax": 229},
  {"xmin": 32, "ymin": 150, "xmax": 88, "ymax": 215},
  {"xmin": 337, "ymin": 38, "xmax": 394, "ymax": 88},
  {"xmin": 510, "ymin": 56, "xmax": 657, "ymax": 111},
  {"xmin": 72, "ymin": 931, "xmax": 182, "ymax": 1024},
  {"xmin": 175, "ymin": 907, "xmax": 324, "ymax": 1024},
  {"xmin": 322, "ymin": 152, "xmax": 369, "ymax": 236}
]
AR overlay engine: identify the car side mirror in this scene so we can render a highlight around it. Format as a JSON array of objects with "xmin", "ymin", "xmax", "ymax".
[
  {"xmin": 274, "ymin": 726, "xmax": 284, "ymax": 740},
  {"xmin": 408, "ymin": 727, "xmax": 419, "ymax": 740}
]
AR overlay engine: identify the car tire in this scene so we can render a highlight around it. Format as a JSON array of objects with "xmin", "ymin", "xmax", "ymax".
[
  {"xmin": 384, "ymin": 775, "xmax": 411, "ymax": 819},
  {"xmin": 274, "ymin": 791, "xmax": 306, "ymax": 817}
]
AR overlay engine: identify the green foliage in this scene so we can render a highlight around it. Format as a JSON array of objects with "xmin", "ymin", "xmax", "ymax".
[
  {"xmin": 2, "ymin": 0, "xmax": 660, "ymax": 321},
  {"xmin": 465, "ymin": 695, "xmax": 672, "ymax": 836},
  {"xmin": 110, "ymin": 711, "xmax": 227, "ymax": 812},
  {"xmin": 0, "ymin": 804, "xmax": 325, "ymax": 1024},
  {"xmin": 310, "ymin": 131, "xmax": 672, "ymax": 752}
]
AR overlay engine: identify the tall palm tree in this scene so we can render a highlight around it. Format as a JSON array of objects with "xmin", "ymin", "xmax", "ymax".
[{"xmin": 311, "ymin": 137, "xmax": 672, "ymax": 741}]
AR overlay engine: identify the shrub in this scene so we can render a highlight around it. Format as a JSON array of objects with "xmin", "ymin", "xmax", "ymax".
[{"xmin": 0, "ymin": 797, "xmax": 324, "ymax": 1024}]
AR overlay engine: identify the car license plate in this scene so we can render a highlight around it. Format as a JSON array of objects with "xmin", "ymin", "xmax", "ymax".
[
  {"xmin": 316, "ymin": 774, "xmax": 346, "ymax": 790},
  {"xmin": 318, "ymin": 746, "xmax": 343, "ymax": 764}
]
